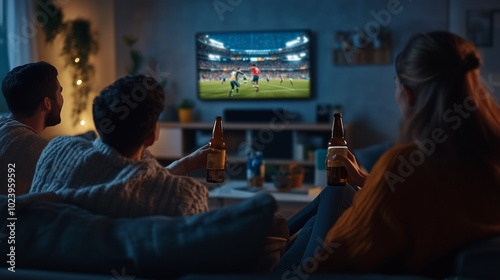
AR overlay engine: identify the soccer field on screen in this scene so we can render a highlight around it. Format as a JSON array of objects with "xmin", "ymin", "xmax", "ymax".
[{"xmin": 198, "ymin": 79, "xmax": 310, "ymax": 99}]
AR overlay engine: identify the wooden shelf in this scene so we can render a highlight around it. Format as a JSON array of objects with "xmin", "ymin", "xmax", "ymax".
[
  {"xmin": 228, "ymin": 157, "xmax": 315, "ymax": 166},
  {"xmin": 159, "ymin": 121, "xmax": 332, "ymax": 131},
  {"xmin": 150, "ymin": 121, "xmax": 352, "ymax": 184}
]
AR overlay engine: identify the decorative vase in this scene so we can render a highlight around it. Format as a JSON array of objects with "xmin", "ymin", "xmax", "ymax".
[
  {"xmin": 251, "ymin": 176, "xmax": 265, "ymax": 187},
  {"xmin": 178, "ymin": 108, "xmax": 192, "ymax": 123}
]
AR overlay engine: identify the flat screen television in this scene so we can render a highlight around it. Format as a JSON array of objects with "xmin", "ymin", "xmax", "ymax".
[{"xmin": 196, "ymin": 30, "xmax": 313, "ymax": 100}]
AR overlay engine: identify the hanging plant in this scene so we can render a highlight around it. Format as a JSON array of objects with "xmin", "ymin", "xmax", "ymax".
[
  {"xmin": 37, "ymin": 0, "xmax": 99, "ymax": 126},
  {"xmin": 62, "ymin": 19, "xmax": 99, "ymax": 126},
  {"xmin": 37, "ymin": 0, "xmax": 64, "ymax": 43}
]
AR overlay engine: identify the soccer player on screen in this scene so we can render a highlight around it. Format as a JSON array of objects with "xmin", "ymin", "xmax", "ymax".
[
  {"xmin": 280, "ymin": 74, "xmax": 284, "ymax": 85},
  {"xmin": 249, "ymin": 64, "xmax": 260, "ymax": 92},
  {"xmin": 266, "ymin": 74, "xmax": 270, "ymax": 82},
  {"xmin": 229, "ymin": 67, "xmax": 244, "ymax": 97}
]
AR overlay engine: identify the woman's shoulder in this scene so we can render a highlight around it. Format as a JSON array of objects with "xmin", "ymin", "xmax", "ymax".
[
  {"xmin": 365, "ymin": 143, "xmax": 427, "ymax": 192},
  {"xmin": 384, "ymin": 142, "xmax": 417, "ymax": 154}
]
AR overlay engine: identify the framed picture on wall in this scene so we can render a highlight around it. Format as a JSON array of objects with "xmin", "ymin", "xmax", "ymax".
[
  {"xmin": 332, "ymin": 30, "xmax": 392, "ymax": 65},
  {"xmin": 466, "ymin": 9, "xmax": 493, "ymax": 47}
]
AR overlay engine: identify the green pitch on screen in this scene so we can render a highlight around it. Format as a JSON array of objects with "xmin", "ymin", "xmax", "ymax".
[{"xmin": 199, "ymin": 79, "xmax": 310, "ymax": 100}]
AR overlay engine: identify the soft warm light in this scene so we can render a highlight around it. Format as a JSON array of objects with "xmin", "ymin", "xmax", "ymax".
[
  {"xmin": 74, "ymin": 57, "xmax": 80, "ymax": 63},
  {"xmin": 76, "ymin": 79, "xmax": 82, "ymax": 85},
  {"xmin": 80, "ymin": 120, "xmax": 86, "ymax": 126}
]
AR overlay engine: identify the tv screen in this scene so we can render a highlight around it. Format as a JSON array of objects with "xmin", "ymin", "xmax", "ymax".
[{"xmin": 196, "ymin": 30, "xmax": 312, "ymax": 100}]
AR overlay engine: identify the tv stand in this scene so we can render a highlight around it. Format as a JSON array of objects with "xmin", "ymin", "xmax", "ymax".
[{"xmin": 149, "ymin": 121, "xmax": 352, "ymax": 183}]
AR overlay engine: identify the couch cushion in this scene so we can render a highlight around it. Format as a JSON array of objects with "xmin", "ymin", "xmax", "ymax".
[{"xmin": 0, "ymin": 192, "xmax": 278, "ymax": 278}]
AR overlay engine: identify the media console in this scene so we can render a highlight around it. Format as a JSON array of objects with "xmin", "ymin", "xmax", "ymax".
[{"xmin": 149, "ymin": 121, "xmax": 353, "ymax": 183}]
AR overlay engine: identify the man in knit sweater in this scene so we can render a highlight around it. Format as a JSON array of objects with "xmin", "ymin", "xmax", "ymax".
[
  {"xmin": 0, "ymin": 62, "xmax": 64, "ymax": 195},
  {"xmin": 30, "ymin": 75, "xmax": 211, "ymax": 217}
]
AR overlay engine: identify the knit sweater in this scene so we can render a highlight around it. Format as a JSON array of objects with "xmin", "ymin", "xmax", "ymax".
[
  {"xmin": 316, "ymin": 143, "xmax": 500, "ymax": 275},
  {"xmin": 0, "ymin": 116, "xmax": 49, "ymax": 195},
  {"xmin": 30, "ymin": 136, "xmax": 209, "ymax": 217}
]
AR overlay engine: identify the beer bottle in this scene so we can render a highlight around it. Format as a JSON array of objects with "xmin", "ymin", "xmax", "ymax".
[
  {"xmin": 206, "ymin": 116, "xmax": 226, "ymax": 183},
  {"xmin": 326, "ymin": 113, "xmax": 348, "ymax": 186}
]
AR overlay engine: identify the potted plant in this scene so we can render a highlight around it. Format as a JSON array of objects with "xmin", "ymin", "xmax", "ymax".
[
  {"xmin": 123, "ymin": 35, "xmax": 143, "ymax": 75},
  {"xmin": 177, "ymin": 98, "xmax": 195, "ymax": 123},
  {"xmin": 272, "ymin": 164, "xmax": 290, "ymax": 192},
  {"xmin": 288, "ymin": 161, "xmax": 305, "ymax": 189},
  {"xmin": 272, "ymin": 162, "xmax": 305, "ymax": 191}
]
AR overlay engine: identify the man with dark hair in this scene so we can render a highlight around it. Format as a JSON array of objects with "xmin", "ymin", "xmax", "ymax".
[
  {"xmin": 30, "ymin": 75, "xmax": 212, "ymax": 217},
  {"xmin": 0, "ymin": 61, "xmax": 64, "ymax": 195},
  {"xmin": 92, "ymin": 74, "xmax": 164, "ymax": 158}
]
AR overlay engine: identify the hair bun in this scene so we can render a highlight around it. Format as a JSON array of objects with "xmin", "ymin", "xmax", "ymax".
[{"xmin": 463, "ymin": 53, "xmax": 480, "ymax": 72}]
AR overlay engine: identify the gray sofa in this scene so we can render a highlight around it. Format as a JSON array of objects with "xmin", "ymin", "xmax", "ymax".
[{"xmin": 1, "ymin": 192, "xmax": 499, "ymax": 279}]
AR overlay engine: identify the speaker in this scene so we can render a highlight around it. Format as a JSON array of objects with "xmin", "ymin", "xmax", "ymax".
[
  {"xmin": 224, "ymin": 109, "xmax": 285, "ymax": 123},
  {"xmin": 316, "ymin": 104, "xmax": 332, "ymax": 123},
  {"xmin": 250, "ymin": 130, "xmax": 293, "ymax": 159}
]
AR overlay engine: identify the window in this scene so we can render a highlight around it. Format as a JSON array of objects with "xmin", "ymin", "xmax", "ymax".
[{"xmin": 0, "ymin": 0, "xmax": 10, "ymax": 113}]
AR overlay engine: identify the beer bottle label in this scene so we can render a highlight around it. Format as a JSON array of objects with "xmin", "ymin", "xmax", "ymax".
[
  {"xmin": 207, "ymin": 150, "xmax": 226, "ymax": 169},
  {"xmin": 327, "ymin": 146, "xmax": 348, "ymax": 167}
]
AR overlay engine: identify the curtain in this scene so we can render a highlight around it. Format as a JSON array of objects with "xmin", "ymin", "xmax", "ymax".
[
  {"xmin": 0, "ymin": 0, "xmax": 10, "ymax": 113},
  {"xmin": 5, "ymin": 0, "xmax": 36, "ymax": 69}
]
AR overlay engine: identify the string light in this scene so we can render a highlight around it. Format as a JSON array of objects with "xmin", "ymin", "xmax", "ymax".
[
  {"xmin": 80, "ymin": 120, "xmax": 86, "ymax": 126},
  {"xmin": 76, "ymin": 79, "xmax": 82, "ymax": 85},
  {"xmin": 74, "ymin": 57, "xmax": 80, "ymax": 63}
]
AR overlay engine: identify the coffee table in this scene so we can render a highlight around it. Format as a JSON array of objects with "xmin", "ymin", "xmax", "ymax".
[{"xmin": 209, "ymin": 180, "xmax": 322, "ymax": 219}]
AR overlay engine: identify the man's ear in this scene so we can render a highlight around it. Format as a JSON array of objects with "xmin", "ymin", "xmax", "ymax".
[
  {"xmin": 42, "ymin": 97, "xmax": 52, "ymax": 111},
  {"xmin": 403, "ymin": 85, "xmax": 416, "ymax": 108}
]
